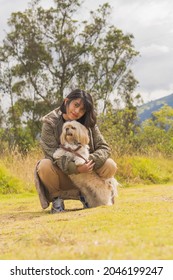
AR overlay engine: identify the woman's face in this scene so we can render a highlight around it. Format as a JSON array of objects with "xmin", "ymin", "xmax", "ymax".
[{"xmin": 63, "ymin": 98, "xmax": 86, "ymax": 121}]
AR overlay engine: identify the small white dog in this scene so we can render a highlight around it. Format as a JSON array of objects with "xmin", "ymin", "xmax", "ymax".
[{"xmin": 53, "ymin": 121, "xmax": 118, "ymax": 208}]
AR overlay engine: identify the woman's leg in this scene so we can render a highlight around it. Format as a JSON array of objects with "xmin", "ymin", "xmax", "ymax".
[
  {"xmin": 36, "ymin": 159, "xmax": 80, "ymax": 201},
  {"xmin": 96, "ymin": 158, "xmax": 117, "ymax": 179}
]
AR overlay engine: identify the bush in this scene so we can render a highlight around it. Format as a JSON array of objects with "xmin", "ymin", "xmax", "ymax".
[
  {"xmin": 116, "ymin": 155, "xmax": 172, "ymax": 185},
  {"xmin": 0, "ymin": 161, "xmax": 25, "ymax": 194}
]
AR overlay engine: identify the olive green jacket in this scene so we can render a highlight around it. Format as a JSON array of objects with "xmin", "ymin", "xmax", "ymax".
[{"xmin": 40, "ymin": 107, "xmax": 111, "ymax": 174}]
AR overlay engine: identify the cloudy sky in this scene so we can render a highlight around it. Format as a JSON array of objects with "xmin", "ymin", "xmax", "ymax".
[{"xmin": 0, "ymin": 0, "xmax": 173, "ymax": 103}]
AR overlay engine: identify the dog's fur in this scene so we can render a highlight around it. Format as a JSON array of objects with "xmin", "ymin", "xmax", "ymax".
[{"xmin": 53, "ymin": 121, "xmax": 118, "ymax": 208}]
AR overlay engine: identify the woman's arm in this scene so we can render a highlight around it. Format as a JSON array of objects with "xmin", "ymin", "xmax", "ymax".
[
  {"xmin": 89, "ymin": 125, "xmax": 111, "ymax": 170},
  {"xmin": 40, "ymin": 122, "xmax": 58, "ymax": 159}
]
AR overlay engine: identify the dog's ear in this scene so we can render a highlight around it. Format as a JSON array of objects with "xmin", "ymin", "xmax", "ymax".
[
  {"xmin": 77, "ymin": 124, "xmax": 89, "ymax": 145},
  {"xmin": 60, "ymin": 129, "xmax": 66, "ymax": 145}
]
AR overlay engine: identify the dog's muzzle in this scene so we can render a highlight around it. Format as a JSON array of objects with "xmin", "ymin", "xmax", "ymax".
[{"xmin": 65, "ymin": 128, "xmax": 73, "ymax": 136}]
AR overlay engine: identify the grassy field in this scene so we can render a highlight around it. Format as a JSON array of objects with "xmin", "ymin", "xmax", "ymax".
[{"xmin": 0, "ymin": 183, "xmax": 173, "ymax": 260}]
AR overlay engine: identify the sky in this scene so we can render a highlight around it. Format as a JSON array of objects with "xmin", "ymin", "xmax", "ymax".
[{"xmin": 0, "ymin": 0, "xmax": 173, "ymax": 103}]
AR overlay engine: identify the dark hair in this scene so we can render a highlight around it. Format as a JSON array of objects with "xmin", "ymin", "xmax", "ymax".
[{"xmin": 60, "ymin": 89, "xmax": 96, "ymax": 128}]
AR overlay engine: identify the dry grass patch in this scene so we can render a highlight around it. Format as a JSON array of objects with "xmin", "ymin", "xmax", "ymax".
[{"xmin": 0, "ymin": 148, "xmax": 42, "ymax": 192}]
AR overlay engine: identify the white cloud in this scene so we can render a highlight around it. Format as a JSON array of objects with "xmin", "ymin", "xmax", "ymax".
[
  {"xmin": 140, "ymin": 44, "xmax": 170, "ymax": 57},
  {"xmin": 110, "ymin": 0, "xmax": 173, "ymax": 102},
  {"xmin": 133, "ymin": 51, "xmax": 173, "ymax": 93},
  {"xmin": 132, "ymin": 2, "xmax": 171, "ymax": 27},
  {"xmin": 139, "ymin": 86, "xmax": 173, "ymax": 103}
]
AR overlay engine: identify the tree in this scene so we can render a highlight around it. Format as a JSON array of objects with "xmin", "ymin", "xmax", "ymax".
[
  {"xmin": 0, "ymin": 99, "xmax": 4, "ymax": 126},
  {"xmin": 98, "ymin": 69, "xmax": 142, "ymax": 156},
  {"xmin": 0, "ymin": 0, "xmax": 140, "ymax": 151},
  {"xmin": 0, "ymin": 103, "xmax": 4, "ymax": 153},
  {"xmin": 133, "ymin": 105, "xmax": 173, "ymax": 156}
]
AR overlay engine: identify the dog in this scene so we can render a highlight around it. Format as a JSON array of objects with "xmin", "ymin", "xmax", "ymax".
[{"xmin": 53, "ymin": 120, "xmax": 118, "ymax": 208}]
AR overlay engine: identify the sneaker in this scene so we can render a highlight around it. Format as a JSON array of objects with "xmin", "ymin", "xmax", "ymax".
[
  {"xmin": 79, "ymin": 193, "xmax": 89, "ymax": 208},
  {"xmin": 50, "ymin": 197, "xmax": 65, "ymax": 214}
]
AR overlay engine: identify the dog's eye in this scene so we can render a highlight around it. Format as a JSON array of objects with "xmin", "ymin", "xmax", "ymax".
[{"xmin": 71, "ymin": 126, "xmax": 76, "ymax": 130}]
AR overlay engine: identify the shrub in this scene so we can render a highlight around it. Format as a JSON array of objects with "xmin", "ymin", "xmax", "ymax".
[
  {"xmin": 0, "ymin": 161, "xmax": 25, "ymax": 194},
  {"xmin": 116, "ymin": 156, "xmax": 172, "ymax": 185}
]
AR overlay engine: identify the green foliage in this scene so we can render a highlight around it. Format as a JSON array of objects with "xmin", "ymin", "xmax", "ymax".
[
  {"xmin": 138, "ymin": 93, "xmax": 173, "ymax": 124},
  {"xmin": 133, "ymin": 105, "xmax": 173, "ymax": 157},
  {"xmin": 152, "ymin": 104, "xmax": 173, "ymax": 128},
  {"xmin": 0, "ymin": 0, "xmax": 139, "ymax": 151},
  {"xmin": 1, "ymin": 126, "xmax": 36, "ymax": 154},
  {"xmin": 98, "ymin": 104, "xmax": 173, "ymax": 158},
  {"xmin": 98, "ymin": 105, "xmax": 139, "ymax": 156},
  {"xmin": 0, "ymin": 162, "xmax": 25, "ymax": 194},
  {"xmin": 1, "ymin": 0, "xmax": 172, "ymax": 159},
  {"xmin": 116, "ymin": 156, "xmax": 172, "ymax": 185},
  {"xmin": 0, "ymin": 105, "xmax": 4, "ymax": 126}
]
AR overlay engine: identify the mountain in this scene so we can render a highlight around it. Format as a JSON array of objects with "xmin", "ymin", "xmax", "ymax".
[{"xmin": 137, "ymin": 93, "xmax": 173, "ymax": 123}]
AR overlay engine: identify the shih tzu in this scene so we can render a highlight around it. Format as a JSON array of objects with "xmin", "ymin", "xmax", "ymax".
[{"xmin": 53, "ymin": 120, "xmax": 118, "ymax": 208}]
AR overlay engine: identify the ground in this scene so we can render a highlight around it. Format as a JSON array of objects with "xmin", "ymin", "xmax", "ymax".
[{"xmin": 0, "ymin": 184, "xmax": 173, "ymax": 260}]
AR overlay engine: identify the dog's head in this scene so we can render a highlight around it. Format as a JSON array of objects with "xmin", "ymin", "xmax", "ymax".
[{"xmin": 60, "ymin": 121, "xmax": 89, "ymax": 145}]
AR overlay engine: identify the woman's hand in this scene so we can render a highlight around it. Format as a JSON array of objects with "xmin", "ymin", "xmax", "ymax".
[{"xmin": 77, "ymin": 160, "xmax": 95, "ymax": 173}]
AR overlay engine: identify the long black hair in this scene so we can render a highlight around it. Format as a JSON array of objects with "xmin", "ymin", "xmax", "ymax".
[{"xmin": 60, "ymin": 89, "xmax": 96, "ymax": 128}]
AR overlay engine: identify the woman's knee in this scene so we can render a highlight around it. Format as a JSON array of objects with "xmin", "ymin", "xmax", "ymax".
[
  {"xmin": 96, "ymin": 158, "xmax": 117, "ymax": 178},
  {"xmin": 37, "ymin": 159, "xmax": 53, "ymax": 178},
  {"xmin": 106, "ymin": 158, "xmax": 117, "ymax": 173},
  {"xmin": 105, "ymin": 158, "xmax": 117, "ymax": 176}
]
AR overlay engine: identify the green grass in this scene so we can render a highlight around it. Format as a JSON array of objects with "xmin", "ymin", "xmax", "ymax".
[
  {"xmin": 0, "ymin": 184, "xmax": 173, "ymax": 260},
  {"xmin": 117, "ymin": 155, "xmax": 173, "ymax": 185},
  {"xmin": 0, "ymin": 162, "xmax": 26, "ymax": 194}
]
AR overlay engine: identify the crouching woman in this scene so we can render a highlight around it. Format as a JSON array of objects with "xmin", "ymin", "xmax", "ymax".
[{"xmin": 34, "ymin": 89, "xmax": 117, "ymax": 213}]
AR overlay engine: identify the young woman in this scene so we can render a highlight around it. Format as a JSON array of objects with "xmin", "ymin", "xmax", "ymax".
[{"xmin": 34, "ymin": 89, "xmax": 117, "ymax": 213}]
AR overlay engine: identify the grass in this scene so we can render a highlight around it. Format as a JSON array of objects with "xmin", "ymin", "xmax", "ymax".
[
  {"xmin": 0, "ymin": 161, "xmax": 26, "ymax": 194},
  {"xmin": 116, "ymin": 155, "xmax": 173, "ymax": 185},
  {"xmin": 0, "ymin": 150, "xmax": 173, "ymax": 259},
  {"xmin": 0, "ymin": 148, "xmax": 38, "ymax": 193},
  {"xmin": 0, "ymin": 183, "xmax": 173, "ymax": 260}
]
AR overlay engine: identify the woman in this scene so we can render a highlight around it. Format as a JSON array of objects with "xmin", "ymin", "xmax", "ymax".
[{"xmin": 35, "ymin": 89, "xmax": 117, "ymax": 213}]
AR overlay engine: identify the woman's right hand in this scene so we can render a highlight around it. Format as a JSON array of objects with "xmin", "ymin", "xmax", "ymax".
[{"xmin": 77, "ymin": 160, "xmax": 95, "ymax": 173}]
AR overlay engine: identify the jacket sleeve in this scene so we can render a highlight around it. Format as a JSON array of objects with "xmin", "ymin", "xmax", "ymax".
[
  {"xmin": 89, "ymin": 125, "xmax": 111, "ymax": 170},
  {"xmin": 40, "ymin": 121, "xmax": 78, "ymax": 175},
  {"xmin": 40, "ymin": 122, "xmax": 58, "ymax": 160}
]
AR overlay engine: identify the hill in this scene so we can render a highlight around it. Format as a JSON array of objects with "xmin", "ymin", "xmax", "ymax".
[{"xmin": 137, "ymin": 93, "xmax": 173, "ymax": 123}]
